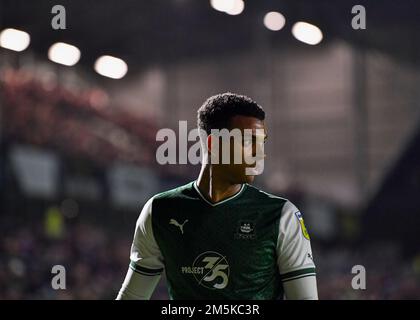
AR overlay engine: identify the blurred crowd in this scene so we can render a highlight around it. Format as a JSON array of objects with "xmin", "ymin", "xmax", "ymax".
[
  {"xmin": 0, "ymin": 68, "xmax": 157, "ymax": 166},
  {"xmin": 0, "ymin": 209, "xmax": 419, "ymax": 300},
  {"xmin": 0, "ymin": 212, "xmax": 130, "ymax": 299},
  {"xmin": 314, "ymin": 243, "xmax": 420, "ymax": 299}
]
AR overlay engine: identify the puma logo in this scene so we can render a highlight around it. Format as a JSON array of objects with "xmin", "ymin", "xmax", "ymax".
[{"xmin": 169, "ymin": 218, "xmax": 189, "ymax": 234}]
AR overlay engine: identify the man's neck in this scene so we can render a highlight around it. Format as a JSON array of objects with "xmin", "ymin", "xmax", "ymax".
[{"xmin": 196, "ymin": 165, "xmax": 242, "ymax": 204}]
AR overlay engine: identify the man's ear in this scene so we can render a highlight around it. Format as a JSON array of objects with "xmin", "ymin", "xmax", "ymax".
[{"xmin": 207, "ymin": 134, "xmax": 212, "ymax": 154}]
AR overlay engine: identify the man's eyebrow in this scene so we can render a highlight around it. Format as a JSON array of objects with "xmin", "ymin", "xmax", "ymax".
[{"xmin": 251, "ymin": 133, "xmax": 268, "ymax": 140}]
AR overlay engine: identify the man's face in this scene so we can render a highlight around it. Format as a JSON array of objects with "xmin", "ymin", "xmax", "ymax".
[{"xmin": 210, "ymin": 115, "xmax": 267, "ymax": 184}]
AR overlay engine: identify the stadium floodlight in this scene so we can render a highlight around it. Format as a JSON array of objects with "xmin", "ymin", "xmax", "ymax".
[
  {"xmin": 94, "ymin": 55, "xmax": 128, "ymax": 79},
  {"xmin": 211, "ymin": 0, "xmax": 244, "ymax": 15},
  {"xmin": 48, "ymin": 42, "xmax": 81, "ymax": 66},
  {"xmin": 0, "ymin": 28, "xmax": 30, "ymax": 52},
  {"xmin": 210, "ymin": 0, "xmax": 235, "ymax": 13},
  {"xmin": 263, "ymin": 12, "xmax": 286, "ymax": 31},
  {"xmin": 291, "ymin": 21, "xmax": 323, "ymax": 45},
  {"xmin": 226, "ymin": 0, "xmax": 244, "ymax": 16}
]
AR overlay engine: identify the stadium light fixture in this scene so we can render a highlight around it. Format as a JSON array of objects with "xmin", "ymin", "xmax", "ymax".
[
  {"xmin": 0, "ymin": 28, "xmax": 30, "ymax": 52},
  {"xmin": 226, "ymin": 0, "xmax": 244, "ymax": 16},
  {"xmin": 210, "ymin": 0, "xmax": 234, "ymax": 13},
  {"xmin": 94, "ymin": 55, "xmax": 128, "ymax": 79},
  {"xmin": 263, "ymin": 12, "xmax": 286, "ymax": 31},
  {"xmin": 48, "ymin": 42, "xmax": 81, "ymax": 66},
  {"xmin": 292, "ymin": 21, "xmax": 323, "ymax": 45},
  {"xmin": 211, "ymin": 0, "xmax": 244, "ymax": 16}
]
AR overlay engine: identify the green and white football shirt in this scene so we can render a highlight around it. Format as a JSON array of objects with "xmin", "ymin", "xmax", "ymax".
[{"xmin": 129, "ymin": 181, "xmax": 316, "ymax": 300}]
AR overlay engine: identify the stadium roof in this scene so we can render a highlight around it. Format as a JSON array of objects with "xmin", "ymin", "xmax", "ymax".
[{"xmin": 1, "ymin": 0, "xmax": 419, "ymax": 77}]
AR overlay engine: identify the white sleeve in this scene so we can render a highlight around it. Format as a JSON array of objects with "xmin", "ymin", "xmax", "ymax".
[
  {"xmin": 277, "ymin": 201, "xmax": 318, "ymax": 300},
  {"xmin": 116, "ymin": 197, "xmax": 165, "ymax": 300},
  {"xmin": 282, "ymin": 275, "xmax": 318, "ymax": 300},
  {"xmin": 116, "ymin": 268, "xmax": 161, "ymax": 300}
]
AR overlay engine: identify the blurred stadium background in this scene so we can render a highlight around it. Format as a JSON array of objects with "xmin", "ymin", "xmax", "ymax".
[{"xmin": 1, "ymin": 0, "xmax": 419, "ymax": 299}]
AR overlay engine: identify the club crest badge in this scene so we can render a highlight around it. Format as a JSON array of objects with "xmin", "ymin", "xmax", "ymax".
[{"xmin": 234, "ymin": 220, "xmax": 256, "ymax": 240}]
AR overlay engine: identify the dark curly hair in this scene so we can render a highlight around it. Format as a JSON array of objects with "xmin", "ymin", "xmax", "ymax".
[{"xmin": 197, "ymin": 92, "xmax": 265, "ymax": 134}]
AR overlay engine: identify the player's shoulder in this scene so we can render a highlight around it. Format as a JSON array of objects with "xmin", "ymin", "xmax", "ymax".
[
  {"xmin": 245, "ymin": 183, "xmax": 288, "ymax": 202},
  {"xmin": 245, "ymin": 184, "xmax": 298, "ymax": 212},
  {"xmin": 151, "ymin": 181, "xmax": 196, "ymax": 202},
  {"xmin": 136, "ymin": 182, "xmax": 195, "ymax": 223}
]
